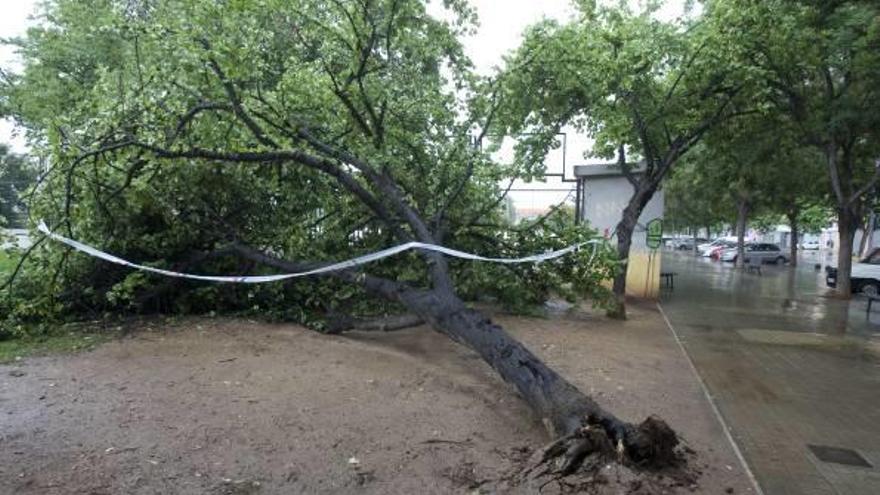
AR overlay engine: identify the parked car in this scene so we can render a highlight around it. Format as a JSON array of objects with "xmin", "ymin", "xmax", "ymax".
[
  {"xmin": 665, "ymin": 237, "xmax": 685, "ymax": 248},
  {"xmin": 671, "ymin": 238, "xmax": 708, "ymax": 250},
  {"xmin": 800, "ymin": 240, "xmax": 820, "ymax": 250},
  {"xmin": 826, "ymin": 247, "xmax": 880, "ymax": 295},
  {"xmin": 708, "ymin": 242, "xmax": 735, "ymax": 260},
  {"xmin": 697, "ymin": 240, "xmax": 720, "ymax": 256},
  {"xmin": 699, "ymin": 240, "xmax": 735, "ymax": 257},
  {"xmin": 719, "ymin": 243, "xmax": 788, "ymax": 264}
]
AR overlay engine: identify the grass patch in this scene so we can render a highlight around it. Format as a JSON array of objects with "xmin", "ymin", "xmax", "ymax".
[{"xmin": 0, "ymin": 331, "xmax": 110, "ymax": 364}]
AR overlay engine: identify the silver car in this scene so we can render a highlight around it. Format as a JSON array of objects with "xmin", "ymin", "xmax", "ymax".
[{"xmin": 720, "ymin": 243, "xmax": 788, "ymax": 264}]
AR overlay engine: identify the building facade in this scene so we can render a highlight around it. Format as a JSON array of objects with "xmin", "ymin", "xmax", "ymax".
[{"xmin": 574, "ymin": 164, "xmax": 665, "ymax": 299}]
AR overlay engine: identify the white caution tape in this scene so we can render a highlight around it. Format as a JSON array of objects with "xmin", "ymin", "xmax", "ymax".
[{"xmin": 38, "ymin": 220, "xmax": 600, "ymax": 284}]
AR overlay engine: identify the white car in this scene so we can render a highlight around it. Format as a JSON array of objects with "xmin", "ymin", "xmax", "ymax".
[
  {"xmin": 720, "ymin": 243, "xmax": 788, "ymax": 264},
  {"xmin": 826, "ymin": 247, "xmax": 880, "ymax": 295},
  {"xmin": 800, "ymin": 240, "xmax": 820, "ymax": 250},
  {"xmin": 698, "ymin": 239, "xmax": 733, "ymax": 257}
]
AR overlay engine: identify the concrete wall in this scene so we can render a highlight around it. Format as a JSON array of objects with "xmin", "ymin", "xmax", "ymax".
[{"xmin": 581, "ymin": 175, "xmax": 664, "ymax": 299}]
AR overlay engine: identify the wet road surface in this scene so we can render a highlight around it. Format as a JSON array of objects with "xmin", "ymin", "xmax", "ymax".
[{"xmin": 660, "ymin": 251, "xmax": 880, "ymax": 495}]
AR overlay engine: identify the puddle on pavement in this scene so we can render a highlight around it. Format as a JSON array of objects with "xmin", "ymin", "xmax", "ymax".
[{"xmin": 808, "ymin": 444, "xmax": 874, "ymax": 468}]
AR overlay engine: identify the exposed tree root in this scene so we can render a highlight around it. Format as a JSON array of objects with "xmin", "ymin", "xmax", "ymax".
[{"xmin": 519, "ymin": 415, "xmax": 694, "ymax": 494}]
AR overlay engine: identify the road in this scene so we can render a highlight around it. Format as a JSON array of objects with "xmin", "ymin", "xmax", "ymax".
[{"xmin": 660, "ymin": 251, "xmax": 880, "ymax": 495}]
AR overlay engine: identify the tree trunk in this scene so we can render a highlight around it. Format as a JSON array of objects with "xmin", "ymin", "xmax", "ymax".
[
  {"xmin": 735, "ymin": 198, "xmax": 750, "ymax": 269},
  {"xmin": 609, "ymin": 208, "xmax": 637, "ymax": 320},
  {"xmin": 400, "ymin": 287, "xmax": 675, "ymax": 464},
  {"xmin": 836, "ymin": 208, "xmax": 858, "ymax": 298},
  {"xmin": 859, "ymin": 210, "xmax": 875, "ymax": 258},
  {"xmin": 788, "ymin": 211, "xmax": 799, "ymax": 267}
]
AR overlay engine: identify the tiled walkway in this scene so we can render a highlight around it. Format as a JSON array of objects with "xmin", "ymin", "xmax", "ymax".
[{"xmin": 660, "ymin": 252, "xmax": 880, "ymax": 495}]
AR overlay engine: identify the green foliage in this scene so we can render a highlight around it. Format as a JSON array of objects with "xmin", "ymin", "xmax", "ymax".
[
  {"xmin": 451, "ymin": 207, "xmax": 619, "ymax": 312},
  {"xmin": 750, "ymin": 213, "xmax": 782, "ymax": 234},
  {"xmin": 705, "ymin": 0, "xmax": 880, "ymax": 217},
  {"xmin": 0, "ymin": 250, "xmax": 16, "ymax": 275},
  {"xmin": 494, "ymin": 2, "xmax": 748, "ymax": 174},
  {"xmin": 664, "ymin": 157, "xmax": 734, "ymax": 234},
  {"xmin": 665, "ymin": 109, "xmax": 830, "ymax": 236},
  {"xmin": 666, "ymin": 0, "xmax": 878, "ymax": 251},
  {"xmin": 798, "ymin": 205, "xmax": 833, "ymax": 234},
  {"xmin": 0, "ymin": 0, "xmax": 616, "ymax": 331}
]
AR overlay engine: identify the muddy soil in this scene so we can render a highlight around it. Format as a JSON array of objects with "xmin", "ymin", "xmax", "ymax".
[{"xmin": 1, "ymin": 304, "xmax": 755, "ymax": 494}]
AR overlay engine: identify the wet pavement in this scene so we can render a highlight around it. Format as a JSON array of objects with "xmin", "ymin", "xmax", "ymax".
[{"xmin": 660, "ymin": 251, "xmax": 880, "ymax": 495}]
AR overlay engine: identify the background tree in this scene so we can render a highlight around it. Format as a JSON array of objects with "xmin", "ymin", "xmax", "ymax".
[
  {"xmin": 798, "ymin": 204, "xmax": 834, "ymax": 239},
  {"xmin": 1, "ymin": 0, "xmax": 679, "ymax": 474},
  {"xmin": 706, "ymin": 0, "xmax": 880, "ymax": 294},
  {"xmin": 758, "ymin": 140, "xmax": 828, "ymax": 266},
  {"xmin": 496, "ymin": 2, "xmax": 748, "ymax": 318},
  {"xmin": 664, "ymin": 159, "xmax": 733, "ymax": 249},
  {"xmin": 697, "ymin": 114, "xmax": 828, "ymax": 267}
]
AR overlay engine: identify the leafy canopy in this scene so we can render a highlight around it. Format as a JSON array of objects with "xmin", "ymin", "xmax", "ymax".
[{"xmin": 0, "ymin": 0, "xmax": 616, "ymax": 332}]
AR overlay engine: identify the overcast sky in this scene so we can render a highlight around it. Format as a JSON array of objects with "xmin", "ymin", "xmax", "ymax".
[
  {"xmin": 0, "ymin": 0, "xmax": 37, "ymax": 152},
  {"xmin": 0, "ymin": 0, "xmax": 691, "ymax": 209}
]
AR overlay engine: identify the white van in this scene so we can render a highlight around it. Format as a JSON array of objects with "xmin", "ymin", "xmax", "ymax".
[{"xmin": 826, "ymin": 247, "xmax": 880, "ymax": 296}]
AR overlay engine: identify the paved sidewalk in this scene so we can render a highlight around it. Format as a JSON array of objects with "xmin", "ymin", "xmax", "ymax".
[{"xmin": 661, "ymin": 252, "xmax": 880, "ymax": 495}]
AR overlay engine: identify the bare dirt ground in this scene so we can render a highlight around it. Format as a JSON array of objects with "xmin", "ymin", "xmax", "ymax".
[{"xmin": 1, "ymin": 303, "xmax": 755, "ymax": 494}]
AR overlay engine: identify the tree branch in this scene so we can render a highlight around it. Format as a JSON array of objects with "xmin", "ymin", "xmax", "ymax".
[
  {"xmin": 325, "ymin": 312, "xmax": 424, "ymax": 334},
  {"xmin": 197, "ymin": 38, "xmax": 280, "ymax": 149},
  {"xmin": 128, "ymin": 140, "xmax": 407, "ymax": 240},
  {"xmin": 229, "ymin": 243, "xmax": 416, "ymax": 302}
]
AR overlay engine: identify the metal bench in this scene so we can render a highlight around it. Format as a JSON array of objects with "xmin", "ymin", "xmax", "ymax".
[{"xmin": 745, "ymin": 256, "xmax": 762, "ymax": 275}]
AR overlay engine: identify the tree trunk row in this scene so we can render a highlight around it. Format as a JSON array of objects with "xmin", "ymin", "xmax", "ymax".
[
  {"xmin": 787, "ymin": 211, "xmax": 799, "ymax": 267},
  {"xmin": 735, "ymin": 198, "xmax": 750, "ymax": 269},
  {"xmin": 836, "ymin": 208, "xmax": 858, "ymax": 297}
]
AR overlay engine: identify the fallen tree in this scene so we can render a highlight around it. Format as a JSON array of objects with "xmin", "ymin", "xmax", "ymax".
[{"xmin": 2, "ymin": 0, "xmax": 684, "ymax": 478}]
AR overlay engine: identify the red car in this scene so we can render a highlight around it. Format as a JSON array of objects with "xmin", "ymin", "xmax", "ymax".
[{"xmin": 709, "ymin": 242, "xmax": 735, "ymax": 260}]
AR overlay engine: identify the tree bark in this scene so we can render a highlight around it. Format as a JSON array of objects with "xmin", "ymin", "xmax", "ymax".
[
  {"xmin": 325, "ymin": 313, "xmax": 424, "ymax": 334},
  {"xmin": 405, "ymin": 290, "xmax": 596, "ymax": 435},
  {"xmin": 836, "ymin": 208, "xmax": 858, "ymax": 298},
  {"xmin": 787, "ymin": 211, "xmax": 799, "ymax": 267},
  {"xmin": 859, "ymin": 210, "xmax": 875, "ymax": 258},
  {"xmin": 399, "ymin": 286, "xmax": 672, "ymax": 463},
  {"xmin": 735, "ymin": 198, "xmax": 750, "ymax": 269},
  {"xmin": 609, "ymin": 206, "xmax": 638, "ymax": 320}
]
